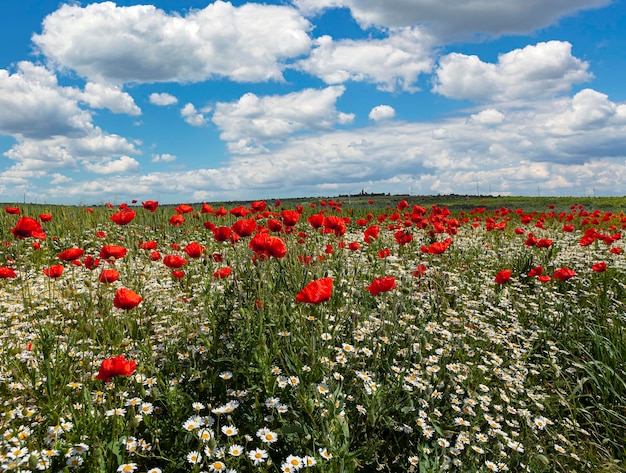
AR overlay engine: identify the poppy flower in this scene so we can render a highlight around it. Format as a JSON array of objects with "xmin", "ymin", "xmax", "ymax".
[
  {"xmin": 213, "ymin": 226, "xmax": 232, "ymax": 242},
  {"xmin": 201, "ymin": 203, "xmax": 214, "ymax": 214},
  {"xmin": 280, "ymin": 210, "xmax": 300, "ymax": 227},
  {"xmin": 538, "ymin": 275, "xmax": 551, "ymax": 283},
  {"xmin": 113, "ymin": 288, "xmax": 142, "ymax": 310},
  {"xmin": 142, "ymin": 200, "xmax": 159, "ymax": 212},
  {"xmin": 57, "ymin": 248, "xmax": 85, "ymax": 261},
  {"xmin": 363, "ymin": 225, "xmax": 380, "ymax": 244},
  {"xmin": 11, "ymin": 216, "xmax": 46, "ymax": 240},
  {"xmin": 536, "ymin": 238, "xmax": 553, "ymax": 248},
  {"xmin": 100, "ymin": 245, "xmax": 128, "ymax": 261},
  {"xmin": 267, "ymin": 218, "xmax": 283, "ymax": 233},
  {"xmin": 413, "ymin": 264, "xmax": 427, "ymax": 278},
  {"xmin": 249, "ymin": 233, "xmax": 287, "ymax": 260},
  {"xmin": 610, "ymin": 247, "xmax": 622, "ymax": 254},
  {"xmin": 214, "ymin": 206, "xmax": 227, "ymax": 217},
  {"xmin": 232, "ymin": 219, "xmax": 257, "ymax": 237},
  {"xmin": 296, "ymin": 277, "xmax": 333, "ymax": 304},
  {"xmin": 163, "ymin": 254, "xmax": 187, "ymax": 268},
  {"xmin": 494, "ymin": 269, "xmax": 511, "ymax": 284},
  {"xmin": 95, "ymin": 231, "xmax": 106, "ymax": 239},
  {"xmin": 0, "ymin": 266, "xmax": 17, "ymax": 278},
  {"xmin": 212, "ymin": 253, "xmax": 223, "ymax": 262},
  {"xmin": 527, "ymin": 266, "xmax": 543, "ymax": 277},
  {"xmin": 250, "ymin": 200, "xmax": 267, "ymax": 212},
  {"xmin": 175, "ymin": 204, "xmax": 194, "ymax": 214},
  {"xmin": 426, "ymin": 238, "xmax": 453, "ymax": 254},
  {"xmin": 183, "ymin": 241, "xmax": 205, "ymax": 258},
  {"xmin": 99, "ymin": 269, "xmax": 120, "ymax": 283},
  {"xmin": 38, "ymin": 213, "xmax": 53, "ymax": 222},
  {"xmin": 150, "ymin": 251, "xmax": 161, "ymax": 261},
  {"xmin": 229, "ymin": 205, "xmax": 250, "ymax": 217},
  {"xmin": 348, "ymin": 242, "xmax": 360, "ymax": 251},
  {"xmin": 43, "ymin": 265, "xmax": 64, "ymax": 278},
  {"xmin": 591, "ymin": 262, "xmax": 607, "ymax": 273},
  {"xmin": 394, "ymin": 230, "xmax": 413, "ymax": 245},
  {"xmin": 213, "ymin": 267, "xmax": 232, "ymax": 279},
  {"xmin": 169, "ymin": 214, "xmax": 185, "ymax": 226},
  {"xmin": 378, "ymin": 248, "xmax": 391, "ymax": 258},
  {"xmin": 553, "ymin": 267, "xmax": 576, "ymax": 281},
  {"xmin": 366, "ymin": 276, "xmax": 396, "ymax": 296},
  {"xmin": 84, "ymin": 256, "xmax": 100, "ymax": 270},
  {"xmin": 95, "ymin": 355, "xmax": 137, "ymax": 382},
  {"xmin": 171, "ymin": 270, "xmax": 185, "ymax": 278},
  {"xmin": 109, "ymin": 209, "xmax": 136, "ymax": 225},
  {"xmin": 323, "ymin": 216, "xmax": 347, "ymax": 236},
  {"xmin": 140, "ymin": 240, "xmax": 157, "ymax": 250},
  {"xmin": 5, "ymin": 206, "xmax": 20, "ymax": 214}
]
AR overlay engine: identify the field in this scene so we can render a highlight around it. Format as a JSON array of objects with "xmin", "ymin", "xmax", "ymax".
[{"xmin": 1, "ymin": 196, "xmax": 625, "ymax": 472}]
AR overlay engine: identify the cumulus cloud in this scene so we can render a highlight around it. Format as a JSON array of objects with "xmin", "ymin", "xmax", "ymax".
[
  {"xmin": 369, "ymin": 105, "xmax": 395, "ymax": 121},
  {"xmin": 433, "ymin": 41, "xmax": 592, "ymax": 103},
  {"xmin": 212, "ymin": 86, "xmax": 354, "ymax": 153},
  {"xmin": 33, "ymin": 1, "xmax": 312, "ymax": 84},
  {"xmin": 297, "ymin": 28, "xmax": 433, "ymax": 92},
  {"xmin": 82, "ymin": 155, "xmax": 140, "ymax": 174},
  {"xmin": 79, "ymin": 82, "xmax": 141, "ymax": 115},
  {"xmin": 151, "ymin": 153, "xmax": 177, "ymax": 163},
  {"xmin": 180, "ymin": 103, "xmax": 208, "ymax": 127},
  {"xmin": 292, "ymin": 0, "xmax": 610, "ymax": 41},
  {"xmin": 470, "ymin": 109, "xmax": 505, "ymax": 125},
  {"xmin": 149, "ymin": 92, "xmax": 178, "ymax": 106}
]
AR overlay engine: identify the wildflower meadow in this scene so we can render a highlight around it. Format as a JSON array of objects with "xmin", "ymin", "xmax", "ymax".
[{"xmin": 1, "ymin": 197, "xmax": 625, "ymax": 473}]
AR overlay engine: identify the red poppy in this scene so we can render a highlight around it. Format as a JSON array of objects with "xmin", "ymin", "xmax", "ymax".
[
  {"xmin": 366, "ymin": 276, "xmax": 396, "ymax": 296},
  {"xmin": 213, "ymin": 226, "xmax": 232, "ymax": 242},
  {"xmin": 43, "ymin": 265, "xmax": 64, "ymax": 278},
  {"xmin": 562, "ymin": 225, "xmax": 574, "ymax": 232},
  {"xmin": 214, "ymin": 206, "xmax": 227, "ymax": 217},
  {"xmin": 249, "ymin": 233, "xmax": 287, "ymax": 260},
  {"xmin": 0, "ymin": 266, "xmax": 17, "ymax": 278},
  {"xmin": 323, "ymin": 215, "xmax": 346, "ymax": 236},
  {"xmin": 527, "ymin": 266, "xmax": 543, "ymax": 277},
  {"xmin": 181, "ymin": 241, "xmax": 204, "ymax": 258},
  {"xmin": 378, "ymin": 248, "xmax": 391, "ymax": 258},
  {"xmin": 85, "ymin": 207, "xmax": 94, "ymax": 213},
  {"xmin": 95, "ymin": 355, "xmax": 137, "ymax": 382},
  {"xmin": 175, "ymin": 204, "xmax": 194, "ymax": 214},
  {"xmin": 113, "ymin": 288, "xmax": 142, "ymax": 310},
  {"xmin": 538, "ymin": 275, "xmax": 551, "ymax": 283},
  {"xmin": 553, "ymin": 267, "xmax": 576, "ymax": 281},
  {"xmin": 201, "ymin": 203, "xmax": 214, "ymax": 214},
  {"xmin": 494, "ymin": 269, "xmax": 511, "ymax": 284},
  {"xmin": 57, "ymin": 248, "xmax": 85, "ymax": 261},
  {"xmin": 140, "ymin": 240, "xmax": 157, "ymax": 250},
  {"xmin": 38, "ymin": 213, "xmax": 53, "ymax": 222},
  {"xmin": 397, "ymin": 200, "xmax": 409, "ymax": 210},
  {"xmin": 363, "ymin": 225, "xmax": 380, "ymax": 244},
  {"xmin": 232, "ymin": 218, "xmax": 257, "ymax": 237},
  {"xmin": 150, "ymin": 251, "xmax": 161, "ymax": 261},
  {"xmin": 213, "ymin": 267, "xmax": 232, "ymax": 279},
  {"xmin": 169, "ymin": 214, "xmax": 185, "ymax": 226},
  {"xmin": 280, "ymin": 210, "xmax": 300, "ymax": 227},
  {"xmin": 230, "ymin": 205, "xmax": 250, "ymax": 217},
  {"xmin": 413, "ymin": 264, "xmax": 427, "ymax": 277},
  {"xmin": 298, "ymin": 255, "xmax": 314, "ymax": 266},
  {"xmin": 250, "ymin": 200, "xmax": 267, "ymax": 212},
  {"xmin": 296, "ymin": 277, "xmax": 333, "ymax": 304},
  {"xmin": 109, "ymin": 209, "xmax": 136, "ymax": 225},
  {"xmin": 610, "ymin": 247, "xmax": 622, "ymax": 254},
  {"xmin": 348, "ymin": 242, "xmax": 360, "ymax": 251},
  {"xmin": 426, "ymin": 238, "xmax": 453, "ymax": 254},
  {"xmin": 99, "ymin": 269, "xmax": 120, "ymax": 283},
  {"xmin": 536, "ymin": 238, "xmax": 553, "ymax": 248},
  {"xmin": 212, "ymin": 253, "xmax": 223, "ymax": 262},
  {"xmin": 591, "ymin": 262, "xmax": 607, "ymax": 273},
  {"xmin": 142, "ymin": 200, "xmax": 159, "ymax": 212},
  {"xmin": 95, "ymin": 231, "xmax": 106, "ymax": 238},
  {"xmin": 171, "ymin": 270, "xmax": 185, "ymax": 278},
  {"xmin": 394, "ymin": 230, "xmax": 413, "ymax": 245},
  {"xmin": 84, "ymin": 256, "xmax": 100, "ymax": 270},
  {"xmin": 11, "ymin": 216, "xmax": 46, "ymax": 240},
  {"xmin": 5, "ymin": 206, "xmax": 20, "ymax": 214},
  {"xmin": 100, "ymin": 245, "xmax": 128, "ymax": 261},
  {"xmin": 267, "ymin": 218, "xmax": 283, "ymax": 233},
  {"xmin": 163, "ymin": 254, "xmax": 187, "ymax": 268}
]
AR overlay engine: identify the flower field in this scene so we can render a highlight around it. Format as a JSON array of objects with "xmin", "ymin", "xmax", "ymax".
[{"xmin": 1, "ymin": 198, "xmax": 625, "ymax": 472}]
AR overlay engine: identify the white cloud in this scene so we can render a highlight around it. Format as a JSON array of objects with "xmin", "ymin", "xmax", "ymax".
[
  {"xmin": 212, "ymin": 86, "xmax": 353, "ymax": 153},
  {"xmin": 433, "ymin": 41, "xmax": 592, "ymax": 103},
  {"xmin": 82, "ymin": 155, "xmax": 140, "ymax": 174},
  {"xmin": 181, "ymin": 103, "xmax": 207, "ymax": 127},
  {"xmin": 151, "ymin": 153, "xmax": 177, "ymax": 163},
  {"xmin": 293, "ymin": 0, "xmax": 610, "ymax": 41},
  {"xmin": 149, "ymin": 92, "xmax": 178, "ymax": 106},
  {"xmin": 50, "ymin": 173, "xmax": 73, "ymax": 185},
  {"xmin": 33, "ymin": 1, "xmax": 312, "ymax": 84},
  {"xmin": 79, "ymin": 82, "xmax": 141, "ymax": 115},
  {"xmin": 297, "ymin": 28, "xmax": 433, "ymax": 92},
  {"xmin": 470, "ymin": 109, "xmax": 505, "ymax": 125},
  {"xmin": 369, "ymin": 105, "xmax": 395, "ymax": 121}
]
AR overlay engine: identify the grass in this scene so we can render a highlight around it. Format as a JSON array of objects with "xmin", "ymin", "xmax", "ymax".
[{"xmin": 0, "ymin": 196, "xmax": 625, "ymax": 472}]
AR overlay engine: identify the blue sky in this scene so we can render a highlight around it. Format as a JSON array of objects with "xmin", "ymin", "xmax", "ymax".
[{"xmin": 1, "ymin": 0, "xmax": 626, "ymax": 204}]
